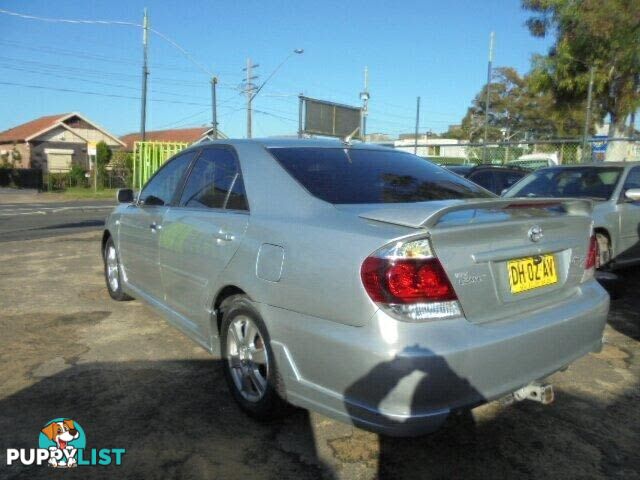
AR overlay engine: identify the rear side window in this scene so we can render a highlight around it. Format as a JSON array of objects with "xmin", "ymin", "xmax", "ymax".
[
  {"xmin": 467, "ymin": 170, "xmax": 495, "ymax": 192},
  {"xmin": 495, "ymin": 171, "xmax": 526, "ymax": 193},
  {"xmin": 179, "ymin": 147, "xmax": 248, "ymax": 211},
  {"xmin": 623, "ymin": 167, "xmax": 640, "ymax": 190},
  {"xmin": 505, "ymin": 167, "xmax": 623, "ymax": 200},
  {"xmin": 268, "ymin": 148, "xmax": 492, "ymax": 204}
]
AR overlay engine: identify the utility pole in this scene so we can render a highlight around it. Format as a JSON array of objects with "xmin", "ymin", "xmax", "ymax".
[
  {"xmin": 140, "ymin": 8, "xmax": 149, "ymax": 141},
  {"xmin": 360, "ymin": 66, "xmax": 370, "ymax": 140},
  {"xmin": 211, "ymin": 76, "xmax": 218, "ymax": 139},
  {"xmin": 298, "ymin": 93, "xmax": 304, "ymax": 138},
  {"xmin": 243, "ymin": 58, "xmax": 259, "ymax": 138},
  {"xmin": 414, "ymin": 96, "xmax": 421, "ymax": 155},
  {"xmin": 483, "ymin": 31, "xmax": 495, "ymax": 162},
  {"xmin": 581, "ymin": 66, "xmax": 595, "ymax": 161}
]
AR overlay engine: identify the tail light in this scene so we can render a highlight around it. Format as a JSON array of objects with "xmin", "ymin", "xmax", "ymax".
[
  {"xmin": 582, "ymin": 234, "xmax": 597, "ymax": 282},
  {"xmin": 361, "ymin": 237, "xmax": 461, "ymax": 321}
]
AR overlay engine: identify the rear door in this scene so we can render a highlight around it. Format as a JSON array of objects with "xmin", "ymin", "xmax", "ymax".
[
  {"xmin": 118, "ymin": 150, "xmax": 197, "ymax": 300},
  {"xmin": 617, "ymin": 166, "xmax": 640, "ymax": 261},
  {"xmin": 159, "ymin": 146, "xmax": 250, "ymax": 338}
]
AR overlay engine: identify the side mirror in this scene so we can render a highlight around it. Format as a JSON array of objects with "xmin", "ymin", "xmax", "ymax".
[
  {"xmin": 624, "ymin": 188, "xmax": 640, "ymax": 202},
  {"xmin": 500, "ymin": 188, "xmax": 508, "ymax": 196},
  {"xmin": 117, "ymin": 188, "xmax": 134, "ymax": 204}
]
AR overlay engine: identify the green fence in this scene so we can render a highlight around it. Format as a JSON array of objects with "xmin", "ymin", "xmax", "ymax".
[{"xmin": 133, "ymin": 141, "xmax": 190, "ymax": 189}]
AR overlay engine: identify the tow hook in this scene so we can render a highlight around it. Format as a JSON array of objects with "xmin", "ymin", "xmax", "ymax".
[{"xmin": 512, "ymin": 382, "xmax": 555, "ymax": 404}]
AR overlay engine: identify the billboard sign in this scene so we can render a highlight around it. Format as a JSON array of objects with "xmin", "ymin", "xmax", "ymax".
[{"xmin": 300, "ymin": 96, "xmax": 361, "ymax": 139}]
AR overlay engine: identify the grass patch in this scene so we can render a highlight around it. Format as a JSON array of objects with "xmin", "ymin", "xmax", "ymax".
[{"xmin": 46, "ymin": 187, "xmax": 119, "ymax": 200}]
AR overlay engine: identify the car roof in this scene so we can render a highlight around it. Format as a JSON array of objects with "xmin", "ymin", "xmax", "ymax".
[
  {"xmin": 537, "ymin": 162, "xmax": 640, "ymax": 169},
  {"xmin": 196, "ymin": 137, "xmax": 395, "ymax": 151}
]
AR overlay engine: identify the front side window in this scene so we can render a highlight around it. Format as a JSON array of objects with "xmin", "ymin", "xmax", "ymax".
[
  {"xmin": 268, "ymin": 148, "xmax": 492, "ymax": 204},
  {"xmin": 623, "ymin": 167, "xmax": 640, "ymax": 191},
  {"xmin": 179, "ymin": 147, "xmax": 248, "ymax": 211},
  {"xmin": 139, "ymin": 151, "xmax": 197, "ymax": 206},
  {"xmin": 505, "ymin": 167, "xmax": 623, "ymax": 201}
]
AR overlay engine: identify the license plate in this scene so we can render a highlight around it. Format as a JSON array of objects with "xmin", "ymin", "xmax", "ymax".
[{"xmin": 507, "ymin": 255, "xmax": 558, "ymax": 294}]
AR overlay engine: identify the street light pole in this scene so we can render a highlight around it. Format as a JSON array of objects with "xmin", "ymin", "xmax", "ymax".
[
  {"xmin": 483, "ymin": 31, "xmax": 495, "ymax": 162},
  {"xmin": 244, "ymin": 58, "xmax": 257, "ymax": 138},
  {"xmin": 139, "ymin": 8, "xmax": 149, "ymax": 142},
  {"xmin": 360, "ymin": 66, "xmax": 370, "ymax": 140},
  {"xmin": 244, "ymin": 49, "xmax": 303, "ymax": 138},
  {"xmin": 211, "ymin": 76, "xmax": 218, "ymax": 139},
  {"xmin": 414, "ymin": 96, "xmax": 420, "ymax": 155}
]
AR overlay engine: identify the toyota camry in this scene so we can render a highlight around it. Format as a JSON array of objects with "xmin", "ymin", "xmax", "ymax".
[{"xmin": 102, "ymin": 139, "xmax": 609, "ymax": 436}]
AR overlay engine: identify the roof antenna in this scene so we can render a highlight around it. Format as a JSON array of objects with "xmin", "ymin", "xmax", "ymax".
[{"xmin": 342, "ymin": 126, "xmax": 360, "ymax": 145}]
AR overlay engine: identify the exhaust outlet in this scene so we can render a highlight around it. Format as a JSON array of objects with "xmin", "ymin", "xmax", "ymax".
[{"xmin": 512, "ymin": 382, "xmax": 554, "ymax": 404}]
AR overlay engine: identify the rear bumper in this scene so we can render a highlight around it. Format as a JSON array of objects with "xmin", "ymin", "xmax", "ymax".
[{"xmin": 261, "ymin": 280, "xmax": 609, "ymax": 436}]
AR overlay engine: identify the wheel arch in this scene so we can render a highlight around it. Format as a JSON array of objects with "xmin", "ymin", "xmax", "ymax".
[
  {"xmin": 212, "ymin": 285, "xmax": 248, "ymax": 337},
  {"xmin": 101, "ymin": 229, "xmax": 112, "ymax": 255}
]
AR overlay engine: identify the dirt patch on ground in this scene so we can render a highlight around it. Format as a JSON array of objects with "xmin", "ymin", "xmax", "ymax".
[{"xmin": 0, "ymin": 231, "xmax": 638, "ymax": 480}]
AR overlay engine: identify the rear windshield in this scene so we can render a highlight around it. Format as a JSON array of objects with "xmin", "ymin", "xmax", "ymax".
[
  {"xmin": 504, "ymin": 167, "xmax": 623, "ymax": 200},
  {"xmin": 268, "ymin": 147, "xmax": 492, "ymax": 204}
]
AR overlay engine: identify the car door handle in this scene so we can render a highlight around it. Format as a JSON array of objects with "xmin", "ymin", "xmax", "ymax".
[{"xmin": 213, "ymin": 231, "xmax": 234, "ymax": 242}]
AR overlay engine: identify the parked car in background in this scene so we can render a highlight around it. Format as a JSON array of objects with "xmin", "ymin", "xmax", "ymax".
[
  {"xmin": 504, "ymin": 162, "xmax": 640, "ymax": 269},
  {"xmin": 446, "ymin": 164, "xmax": 529, "ymax": 195},
  {"xmin": 103, "ymin": 139, "xmax": 608, "ymax": 436},
  {"xmin": 508, "ymin": 153, "xmax": 559, "ymax": 170}
]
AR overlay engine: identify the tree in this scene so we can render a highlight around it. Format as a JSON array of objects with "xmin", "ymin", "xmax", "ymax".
[
  {"xmin": 110, "ymin": 150, "xmax": 133, "ymax": 187},
  {"xmin": 96, "ymin": 141, "xmax": 112, "ymax": 170},
  {"xmin": 452, "ymin": 67, "xmax": 572, "ymax": 142},
  {"xmin": 95, "ymin": 141, "xmax": 112, "ymax": 187},
  {"xmin": 523, "ymin": 0, "xmax": 640, "ymax": 160}
]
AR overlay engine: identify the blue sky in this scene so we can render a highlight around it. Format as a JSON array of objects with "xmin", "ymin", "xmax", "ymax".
[{"xmin": 0, "ymin": 0, "xmax": 552, "ymax": 138}]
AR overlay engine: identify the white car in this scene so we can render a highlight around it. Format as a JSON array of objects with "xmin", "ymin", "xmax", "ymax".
[{"xmin": 508, "ymin": 153, "xmax": 559, "ymax": 170}]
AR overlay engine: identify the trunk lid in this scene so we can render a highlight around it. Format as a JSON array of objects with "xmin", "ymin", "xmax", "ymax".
[{"xmin": 352, "ymin": 198, "xmax": 593, "ymax": 324}]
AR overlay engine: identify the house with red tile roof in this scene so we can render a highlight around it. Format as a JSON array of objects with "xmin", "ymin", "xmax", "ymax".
[
  {"xmin": 119, "ymin": 127, "xmax": 220, "ymax": 151},
  {"xmin": 0, "ymin": 112, "xmax": 125, "ymax": 171}
]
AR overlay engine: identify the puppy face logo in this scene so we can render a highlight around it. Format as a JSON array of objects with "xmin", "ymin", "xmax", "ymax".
[{"xmin": 39, "ymin": 419, "xmax": 85, "ymax": 468}]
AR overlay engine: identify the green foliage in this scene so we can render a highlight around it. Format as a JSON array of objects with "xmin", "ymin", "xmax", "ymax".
[
  {"xmin": 522, "ymin": 0, "xmax": 640, "ymax": 136},
  {"xmin": 69, "ymin": 164, "xmax": 88, "ymax": 187},
  {"xmin": 111, "ymin": 150, "xmax": 133, "ymax": 187},
  {"xmin": 96, "ymin": 141, "xmax": 112, "ymax": 169},
  {"xmin": 455, "ymin": 67, "xmax": 578, "ymax": 141}
]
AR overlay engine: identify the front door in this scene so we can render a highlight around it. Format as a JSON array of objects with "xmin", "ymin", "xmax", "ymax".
[
  {"xmin": 617, "ymin": 166, "xmax": 640, "ymax": 262},
  {"xmin": 160, "ymin": 146, "xmax": 250, "ymax": 339},
  {"xmin": 117, "ymin": 150, "xmax": 197, "ymax": 300}
]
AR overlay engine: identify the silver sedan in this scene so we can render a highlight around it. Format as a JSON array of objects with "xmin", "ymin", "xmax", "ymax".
[
  {"xmin": 102, "ymin": 139, "xmax": 608, "ymax": 436},
  {"xmin": 504, "ymin": 162, "xmax": 640, "ymax": 269}
]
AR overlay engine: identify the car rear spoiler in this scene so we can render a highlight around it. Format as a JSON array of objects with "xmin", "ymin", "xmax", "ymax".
[{"xmin": 358, "ymin": 198, "xmax": 593, "ymax": 229}]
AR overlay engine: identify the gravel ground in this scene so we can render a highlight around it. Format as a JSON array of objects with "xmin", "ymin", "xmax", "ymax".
[{"xmin": 0, "ymin": 231, "xmax": 638, "ymax": 480}]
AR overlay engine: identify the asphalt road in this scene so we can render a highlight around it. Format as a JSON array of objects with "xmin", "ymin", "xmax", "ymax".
[{"xmin": 0, "ymin": 199, "xmax": 114, "ymax": 242}]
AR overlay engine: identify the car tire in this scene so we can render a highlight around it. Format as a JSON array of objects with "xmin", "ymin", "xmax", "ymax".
[
  {"xmin": 220, "ymin": 295, "xmax": 288, "ymax": 419},
  {"xmin": 103, "ymin": 236, "xmax": 133, "ymax": 301},
  {"xmin": 595, "ymin": 233, "xmax": 612, "ymax": 270}
]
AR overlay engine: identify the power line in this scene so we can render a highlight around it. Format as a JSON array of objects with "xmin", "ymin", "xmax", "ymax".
[
  {"xmin": 0, "ymin": 56, "xmax": 216, "ymax": 87},
  {"xmin": 0, "ymin": 64, "xmax": 211, "ymax": 101},
  {"xmin": 0, "ymin": 8, "xmax": 214, "ymax": 77},
  {"xmin": 253, "ymin": 109, "xmax": 298, "ymax": 123},
  {"xmin": 0, "ymin": 80, "xmax": 211, "ymax": 107}
]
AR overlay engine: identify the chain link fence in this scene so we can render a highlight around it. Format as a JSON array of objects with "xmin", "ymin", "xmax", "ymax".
[{"xmin": 394, "ymin": 138, "xmax": 640, "ymax": 166}]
